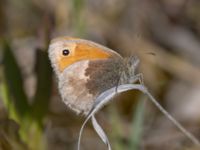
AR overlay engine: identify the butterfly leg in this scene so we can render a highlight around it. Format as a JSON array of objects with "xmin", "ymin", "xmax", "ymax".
[{"xmin": 129, "ymin": 73, "xmax": 144, "ymax": 85}]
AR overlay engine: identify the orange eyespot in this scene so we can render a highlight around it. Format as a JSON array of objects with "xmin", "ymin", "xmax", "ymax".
[{"xmin": 62, "ymin": 49, "xmax": 70, "ymax": 56}]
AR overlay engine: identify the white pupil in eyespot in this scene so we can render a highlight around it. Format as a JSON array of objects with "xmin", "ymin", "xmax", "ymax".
[{"xmin": 62, "ymin": 49, "xmax": 70, "ymax": 56}]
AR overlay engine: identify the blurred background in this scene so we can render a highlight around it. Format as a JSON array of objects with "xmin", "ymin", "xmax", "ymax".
[{"xmin": 0, "ymin": 0, "xmax": 200, "ymax": 150}]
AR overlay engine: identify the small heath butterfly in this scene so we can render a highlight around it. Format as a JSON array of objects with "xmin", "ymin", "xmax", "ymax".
[{"xmin": 48, "ymin": 36, "xmax": 139, "ymax": 115}]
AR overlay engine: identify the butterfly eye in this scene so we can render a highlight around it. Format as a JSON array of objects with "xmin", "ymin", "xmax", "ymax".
[{"xmin": 62, "ymin": 49, "xmax": 70, "ymax": 56}]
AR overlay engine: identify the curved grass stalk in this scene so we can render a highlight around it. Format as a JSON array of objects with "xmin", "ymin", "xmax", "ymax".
[{"xmin": 78, "ymin": 84, "xmax": 200, "ymax": 150}]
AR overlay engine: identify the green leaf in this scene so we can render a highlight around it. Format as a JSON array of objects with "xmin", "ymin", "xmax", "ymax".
[
  {"xmin": 0, "ymin": 74, "xmax": 20, "ymax": 122},
  {"xmin": 31, "ymin": 48, "xmax": 52, "ymax": 122},
  {"xmin": 129, "ymin": 98, "xmax": 146, "ymax": 150},
  {"xmin": 72, "ymin": 0, "xmax": 86, "ymax": 36},
  {"xmin": 2, "ymin": 41, "xmax": 29, "ymax": 118},
  {"xmin": 109, "ymin": 105, "xmax": 125, "ymax": 150}
]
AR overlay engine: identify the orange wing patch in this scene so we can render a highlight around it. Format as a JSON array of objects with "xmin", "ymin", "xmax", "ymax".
[{"xmin": 58, "ymin": 43, "xmax": 111, "ymax": 72}]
